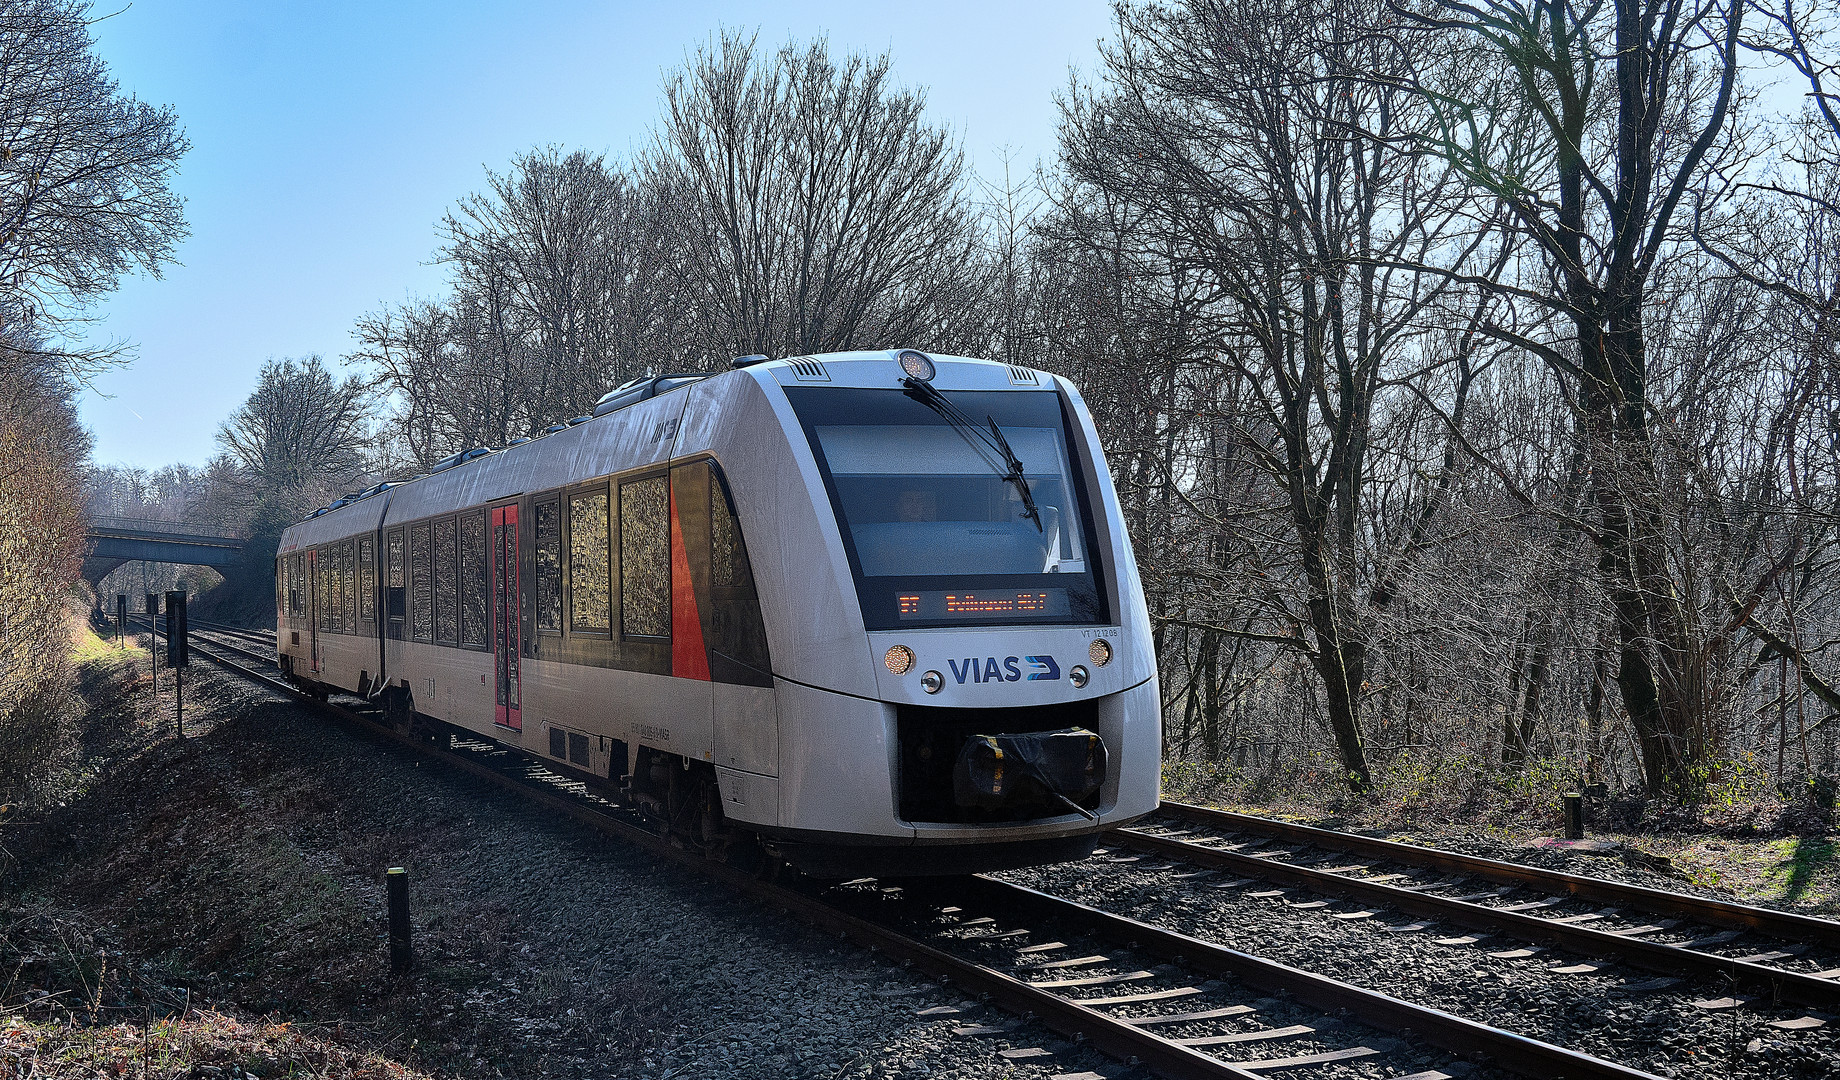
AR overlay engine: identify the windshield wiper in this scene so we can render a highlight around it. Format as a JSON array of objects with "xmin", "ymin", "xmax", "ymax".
[{"xmin": 902, "ymin": 377, "xmax": 1043, "ymax": 532}]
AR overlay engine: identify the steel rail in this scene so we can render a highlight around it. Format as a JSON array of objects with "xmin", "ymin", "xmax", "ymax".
[
  {"xmin": 1158, "ymin": 802, "xmax": 1840, "ymax": 947},
  {"xmin": 1124, "ymin": 812, "xmax": 1839, "ymax": 1007},
  {"xmin": 155, "ymin": 626, "xmax": 1664, "ymax": 1080},
  {"xmin": 946, "ymin": 877, "xmax": 1662, "ymax": 1080}
]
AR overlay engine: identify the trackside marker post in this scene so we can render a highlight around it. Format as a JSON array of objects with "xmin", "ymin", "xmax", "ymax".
[
  {"xmin": 1563, "ymin": 792, "xmax": 1584, "ymax": 840},
  {"xmin": 387, "ymin": 867, "xmax": 412, "ymax": 973},
  {"xmin": 145, "ymin": 593, "xmax": 159, "ymax": 691},
  {"xmin": 164, "ymin": 590, "xmax": 187, "ymax": 739}
]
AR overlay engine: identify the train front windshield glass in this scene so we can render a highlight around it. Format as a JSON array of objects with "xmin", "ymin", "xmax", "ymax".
[{"xmin": 786, "ymin": 386, "xmax": 1107, "ymax": 629}]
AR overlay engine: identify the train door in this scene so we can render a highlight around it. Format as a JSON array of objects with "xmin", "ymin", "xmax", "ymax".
[
  {"xmin": 491, "ymin": 503, "xmax": 522, "ymax": 729},
  {"xmin": 307, "ymin": 547, "xmax": 320, "ymax": 673}
]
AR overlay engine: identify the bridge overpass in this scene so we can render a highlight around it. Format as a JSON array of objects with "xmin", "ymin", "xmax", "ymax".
[{"xmin": 83, "ymin": 516, "xmax": 250, "ymax": 585}]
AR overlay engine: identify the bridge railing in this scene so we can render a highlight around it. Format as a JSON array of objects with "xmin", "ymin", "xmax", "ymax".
[{"xmin": 86, "ymin": 516, "xmax": 249, "ymax": 542}]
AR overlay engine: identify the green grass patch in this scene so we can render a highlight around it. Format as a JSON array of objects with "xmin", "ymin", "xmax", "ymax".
[{"xmin": 1763, "ymin": 836, "xmax": 1838, "ymax": 907}]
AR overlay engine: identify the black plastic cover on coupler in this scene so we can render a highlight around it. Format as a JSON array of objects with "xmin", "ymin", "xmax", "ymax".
[{"xmin": 953, "ymin": 727, "xmax": 1106, "ymax": 819}]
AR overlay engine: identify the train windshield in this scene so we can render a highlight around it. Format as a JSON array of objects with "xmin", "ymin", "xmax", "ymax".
[{"xmin": 785, "ymin": 386, "xmax": 1107, "ymax": 629}]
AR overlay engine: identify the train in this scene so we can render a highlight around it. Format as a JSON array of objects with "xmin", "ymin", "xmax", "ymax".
[{"xmin": 275, "ymin": 349, "xmax": 1160, "ymax": 875}]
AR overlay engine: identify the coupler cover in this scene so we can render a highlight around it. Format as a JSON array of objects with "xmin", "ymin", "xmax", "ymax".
[{"xmin": 952, "ymin": 727, "xmax": 1107, "ymax": 818}]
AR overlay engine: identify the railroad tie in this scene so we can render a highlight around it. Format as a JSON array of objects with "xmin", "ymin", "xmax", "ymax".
[
  {"xmin": 1177, "ymin": 1022, "xmax": 1320, "ymax": 1048},
  {"xmin": 1122, "ymin": 1004, "xmax": 1259, "ymax": 1026},
  {"xmin": 1014, "ymin": 954, "xmax": 1109, "ymax": 972},
  {"xmin": 997, "ymin": 1047, "xmax": 1054, "ymax": 1061},
  {"xmin": 1014, "ymin": 940, "xmax": 1068, "ymax": 955},
  {"xmin": 1032, "ymin": 969, "xmax": 1154, "ymax": 989},
  {"xmin": 1496, "ymin": 896, "xmax": 1567, "ymax": 913},
  {"xmin": 1079, "ymin": 985, "xmax": 1204, "ymax": 1006},
  {"xmin": 1225, "ymin": 1046, "xmax": 1380, "ymax": 1071}
]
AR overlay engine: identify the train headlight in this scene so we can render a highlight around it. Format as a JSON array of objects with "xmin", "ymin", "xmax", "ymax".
[
  {"xmin": 1069, "ymin": 665, "xmax": 1090, "ymax": 688},
  {"xmin": 884, "ymin": 644, "xmax": 915, "ymax": 675},
  {"xmin": 1088, "ymin": 639, "xmax": 1113, "ymax": 666},
  {"xmin": 897, "ymin": 349, "xmax": 935, "ymax": 381},
  {"xmin": 920, "ymin": 669, "xmax": 944, "ymax": 694}
]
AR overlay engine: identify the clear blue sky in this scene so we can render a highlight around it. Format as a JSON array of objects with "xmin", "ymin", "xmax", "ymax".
[{"xmin": 78, "ymin": 0, "xmax": 1114, "ymax": 470}]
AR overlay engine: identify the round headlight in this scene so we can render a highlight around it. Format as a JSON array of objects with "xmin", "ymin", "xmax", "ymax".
[
  {"xmin": 897, "ymin": 349, "xmax": 935, "ymax": 381},
  {"xmin": 884, "ymin": 644, "xmax": 915, "ymax": 675},
  {"xmin": 1069, "ymin": 665, "xmax": 1090, "ymax": 688},
  {"xmin": 1089, "ymin": 639, "xmax": 1113, "ymax": 667},
  {"xmin": 920, "ymin": 669, "xmax": 944, "ymax": 694}
]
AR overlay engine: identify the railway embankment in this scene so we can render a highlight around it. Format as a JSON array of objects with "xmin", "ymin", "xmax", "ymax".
[{"xmin": 0, "ymin": 625, "xmax": 1034, "ymax": 1079}]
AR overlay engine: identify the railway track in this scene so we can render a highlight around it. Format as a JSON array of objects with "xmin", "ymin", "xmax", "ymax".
[
  {"xmin": 1106, "ymin": 805, "xmax": 1840, "ymax": 1012},
  {"xmin": 138, "ymin": 619, "xmax": 1678, "ymax": 1080}
]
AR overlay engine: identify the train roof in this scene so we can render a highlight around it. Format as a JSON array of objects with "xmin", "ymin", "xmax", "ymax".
[{"xmin": 280, "ymin": 349, "xmax": 1055, "ymax": 546}]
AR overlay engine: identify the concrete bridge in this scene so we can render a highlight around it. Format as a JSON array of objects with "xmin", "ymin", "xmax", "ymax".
[{"xmin": 83, "ymin": 516, "xmax": 249, "ymax": 585}]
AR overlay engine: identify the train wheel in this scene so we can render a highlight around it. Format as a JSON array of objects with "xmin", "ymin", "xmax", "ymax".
[{"xmin": 383, "ymin": 686, "xmax": 413, "ymax": 733}]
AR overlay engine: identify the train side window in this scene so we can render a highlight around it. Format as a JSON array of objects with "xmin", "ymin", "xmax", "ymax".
[
  {"xmin": 359, "ymin": 537, "xmax": 376, "ymax": 630},
  {"xmin": 710, "ymin": 467, "xmax": 747, "ymax": 587},
  {"xmin": 434, "ymin": 517, "xmax": 459, "ymax": 645},
  {"xmin": 569, "ymin": 487, "xmax": 611, "ymax": 634},
  {"xmin": 459, "ymin": 509, "xmax": 487, "ymax": 647},
  {"xmin": 332, "ymin": 542, "xmax": 345, "ymax": 633},
  {"xmin": 411, "ymin": 522, "xmax": 432, "ymax": 642},
  {"xmin": 706, "ymin": 461, "xmax": 771, "ymax": 680},
  {"xmin": 341, "ymin": 539, "xmax": 357, "ymax": 634},
  {"xmin": 534, "ymin": 498, "xmax": 562, "ymax": 633},
  {"xmin": 317, "ymin": 547, "xmax": 332, "ymax": 632},
  {"xmin": 386, "ymin": 528, "xmax": 406, "ymax": 637},
  {"xmin": 620, "ymin": 475, "xmax": 669, "ymax": 639}
]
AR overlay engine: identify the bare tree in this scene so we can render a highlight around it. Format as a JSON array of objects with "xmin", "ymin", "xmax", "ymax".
[
  {"xmin": 649, "ymin": 32, "xmax": 980, "ymax": 358},
  {"xmin": 217, "ymin": 355, "xmax": 373, "ymax": 517},
  {"xmin": 1056, "ymin": 0, "xmax": 1495, "ymax": 790},
  {"xmin": 353, "ymin": 149, "xmax": 680, "ymax": 464},
  {"xmin": 1378, "ymin": 0, "xmax": 1761, "ymax": 796},
  {"xmin": 0, "ymin": 0, "xmax": 187, "ymax": 379}
]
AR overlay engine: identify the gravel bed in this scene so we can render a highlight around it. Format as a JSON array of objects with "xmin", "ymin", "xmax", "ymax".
[
  {"xmin": 999, "ymin": 854, "xmax": 1840, "ymax": 1080},
  {"xmin": 11, "ymin": 659, "xmax": 1126, "ymax": 1079},
  {"xmin": 839, "ymin": 881, "xmax": 1510, "ymax": 1080}
]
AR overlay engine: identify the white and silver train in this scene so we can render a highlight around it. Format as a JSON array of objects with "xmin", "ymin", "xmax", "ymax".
[{"xmin": 276, "ymin": 349, "xmax": 1160, "ymax": 875}]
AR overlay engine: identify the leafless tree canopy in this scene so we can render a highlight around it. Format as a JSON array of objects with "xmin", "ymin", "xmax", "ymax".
[
  {"xmin": 0, "ymin": 0, "xmax": 187, "ymax": 378},
  {"xmin": 217, "ymin": 355, "xmax": 373, "ymax": 517},
  {"xmin": 648, "ymin": 31, "xmax": 980, "ymax": 359}
]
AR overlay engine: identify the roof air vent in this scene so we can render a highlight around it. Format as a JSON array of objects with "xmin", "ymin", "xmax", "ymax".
[
  {"xmin": 1007, "ymin": 364, "xmax": 1039, "ymax": 385},
  {"xmin": 788, "ymin": 356, "xmax": 830, "ymax": 382}
]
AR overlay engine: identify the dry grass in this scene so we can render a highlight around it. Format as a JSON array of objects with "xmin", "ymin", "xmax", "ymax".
[{"xmin": 2, "ymin": 1006, "xmax": 435, "ymax": 1079}]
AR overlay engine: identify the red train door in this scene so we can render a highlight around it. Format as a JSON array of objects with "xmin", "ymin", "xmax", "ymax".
[
  {"xmin": 491, "ymin": 504, "xmax": 521, "ymax": 729},
  {"xmin": 306, "ymin": 548, "xmax": 320, "ymax": 673}
]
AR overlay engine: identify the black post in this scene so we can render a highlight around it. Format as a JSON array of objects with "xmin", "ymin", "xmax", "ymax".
[
  {"xmin": 165, "ymin": 591, "xmax": 187, "ymax": 739},
  {"xmin": 1563, "ymin": 792, "xmax": 1585, "ymax": 840},
  {"xmin": 146, "ymin": 593, "xmax": 159, "ymax": 692},
  {"xmin": 386, "ymin": 867, "xmax": 412, "ymax": 973},
  {"xmin": 116, "ymin": 594, "xmax": 127, "ymax": 647}
]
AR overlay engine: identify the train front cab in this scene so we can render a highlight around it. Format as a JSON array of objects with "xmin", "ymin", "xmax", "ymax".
[{"xmin": 705, "ymin": 352, "xmax": 1161, "ymax": 876}]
